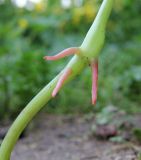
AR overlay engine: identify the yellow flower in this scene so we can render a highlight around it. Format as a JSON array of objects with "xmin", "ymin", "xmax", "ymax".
[
  {"xmin": 35, "ymin": 2, "xmax": 45, "ymax": 12},
  {"xmin": 84, "ymin": 4, "xmax": 96, "ymax": 22},
  {"xmin": 72, "ymin": 8, "xmax": 83, "ymax": 25},
  {"xmin": 18, "ymin": 19, "xmax": 28, "ymax": 29}
]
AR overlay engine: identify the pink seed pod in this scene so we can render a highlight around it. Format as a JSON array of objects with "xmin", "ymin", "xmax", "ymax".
[
  {"xmin": 52, "ymin": 68, "xmax": 72, "ymax": 97},
  {"xmin": 44, "ymin": 47, "xmax": 79, "ymax": 61},
  {"xmin": 91, "ymin": 60, "xmax": 98, "ymax": 105}
]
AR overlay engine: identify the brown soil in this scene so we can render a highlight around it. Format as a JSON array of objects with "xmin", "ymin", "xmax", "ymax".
[{"xmin": 5, "ymin": 114, "xmax": 139, "ymax": 160}]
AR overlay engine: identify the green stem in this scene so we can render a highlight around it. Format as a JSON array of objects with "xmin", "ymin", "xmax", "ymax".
[
  {"xmin": 90, "ymin": 0, "xmax": 114, "ymax": 31},
  {"xmin": 0, "ymin": 0, "xmax": 114, "ymax": 159},
  {"xmin": 81, "ymin": 0, "xmax": 114, "ymax": 58},
  {"xmin": 0, "ymin": 56, "xmax": 86, "ymax": 160}
]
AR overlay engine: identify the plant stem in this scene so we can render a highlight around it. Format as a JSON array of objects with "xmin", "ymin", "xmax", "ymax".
[
  {"xmin": 81, "ymin": 0, "xmax": 114, "ymax": 59},
  {"xmin": 0, "ymin": 56, "xmax": 86, "ymax": 160},
  {"xmin": 0, "ymin": 0, "xmax": 114, "ymax": 159}
]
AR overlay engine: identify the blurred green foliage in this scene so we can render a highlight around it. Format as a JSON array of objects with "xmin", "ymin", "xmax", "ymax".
[{"xmin": 0, "ymin": 0, "xmax": 141, "ymax": 119}]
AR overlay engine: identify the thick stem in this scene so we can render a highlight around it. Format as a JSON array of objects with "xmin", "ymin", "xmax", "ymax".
[
  {"xmin": 0, "ymin": 56, "xmax": 86, "ymax": 160},
  {"xmin": 81, "ymin": 0, "xmax": 114, "ymax": 58},
  {"xmin": 91, "ymin": 0, "xmax": 114, "ymax": 31},
  {"xmin": 84, "ymin": 0, "xmax": 114, "ymax": 38}
]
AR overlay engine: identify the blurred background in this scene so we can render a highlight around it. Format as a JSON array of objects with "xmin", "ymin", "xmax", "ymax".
[{"xmin": 0, "ymin": 0, "xmax": 141, "ymax": 120}]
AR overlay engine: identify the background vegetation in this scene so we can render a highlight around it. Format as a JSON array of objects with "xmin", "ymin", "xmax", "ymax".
[{"xmin": 0, "ymin": 0, "xmax": 141, "ymax": 119}]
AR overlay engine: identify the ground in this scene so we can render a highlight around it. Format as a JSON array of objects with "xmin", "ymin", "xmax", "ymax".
[{"xmin": 1, "ymin": 114, "xmax": 138, "ymax": 160}]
